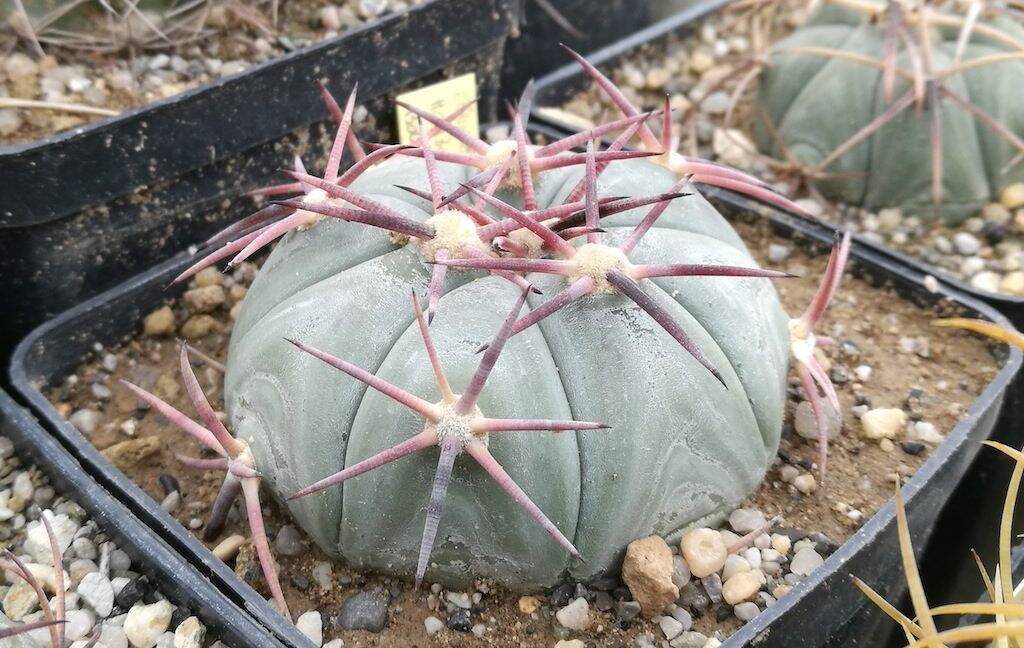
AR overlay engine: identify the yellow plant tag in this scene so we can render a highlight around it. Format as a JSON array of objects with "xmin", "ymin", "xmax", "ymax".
[{"xmin": 395, "ymin": 73, "xmax": 479, "ymax": 153}]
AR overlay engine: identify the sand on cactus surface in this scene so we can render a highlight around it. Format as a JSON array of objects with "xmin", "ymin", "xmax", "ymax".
[{"xmin": 46, "ymin": 212, "xmax": 1001, "ymax": 646}]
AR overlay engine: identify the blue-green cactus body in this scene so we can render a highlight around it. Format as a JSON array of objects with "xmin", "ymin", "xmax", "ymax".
[
  {"xmin": 756, "ymin": 4, "xmax": 1024, "ymax": 223},
  {"xmin": 224, "ymin": 154, "xmax": 790, "ymax": 590}
]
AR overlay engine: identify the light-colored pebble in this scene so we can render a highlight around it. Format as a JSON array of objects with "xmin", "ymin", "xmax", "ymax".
[
  {"xmin": 722, "ymin": 570, "xmax": 763, "ymax": 604},
  {"xmin": 78, "ymin": 571, "xmax": 114, "ymax": 617},
  {"xmin": 680, "ymin": 528, "xmax": 727, "ymax": 578},
  {"xmin": 296, "ymin": 610, "xmax": 323, "ymax": 646},
  {"xmin": 124, "ymin": 600, "xmax": 173, "ymax": 648},
  {"xmin": 861, "ymin": 408, "xmax": 907, "ymax": 440},
  {"xmin": 173, "ymin": 617, "xmax": 205, "ymax": 648},
  {"xmin": 555, "ymin": 597, "xmax": 591, "ymax": 631},
  {"xmin": 790, "ymin": 548, "xmax": 824, "ymax": 577},
  {"xmin": 424, "ymin": 615, "xmax": 444, "ymax": 635}
]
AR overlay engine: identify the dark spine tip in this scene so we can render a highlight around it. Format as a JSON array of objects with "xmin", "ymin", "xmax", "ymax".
[
  {"xmin": 531, "ymin": 286, "xmax": 543, "ymax": 295},
  {"xmin": 475, "ymin": 343, "xmax": 489, "ymax": 355}
]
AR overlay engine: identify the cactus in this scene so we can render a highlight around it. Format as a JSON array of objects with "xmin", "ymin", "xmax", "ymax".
[
  {"xmin": 143, "ymin": 53, "xmax": 851, "ymax": 598},
  {"xmin": 753, "ymin": 0, "xmax": 1024, "ymax": 223},
  {"xmin": 8, "ymin": 0, "xmax": 273, "ymax": 54}
]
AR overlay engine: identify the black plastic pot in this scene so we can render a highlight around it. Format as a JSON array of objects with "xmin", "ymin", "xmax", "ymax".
[
  {"xmin": 524, "ymin": 0, "xmax": 1024, "ymax": 332},
  {"xmin": 0, "ymin": 0, "xmax": 513, "ymax": 357},
  {"xmin": 500, "ymin": 0, "xmax": 714, "ymax": 102},
  {"xmin": 7, "ymin": 248, "xmax": 313, "ymax": 647},
  {"xmin": 9, "ymin": 169, "xmax": 1021, "ymax": 646},
  {"xmin": 708, "ymin": 189, "xmax": 1022, "ymax": 646},
  {"xmin": 0, "ymin": 387, "xmax": 289, "ymax": 647}
]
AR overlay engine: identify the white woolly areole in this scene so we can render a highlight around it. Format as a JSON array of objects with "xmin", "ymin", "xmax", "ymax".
[
  {"xmin": 425, "ymin": 400, "xmax": 486, "ymax": 449},
  {"xmin": 412, "ymin": 209, "xmax": 491, "ymax": 261},
  {"xmin": 567, "ymin": 243, "xmax": 630, "ymax": 294},
  {"xmin": 788, "ymin": 318, "xmax": 815, "ymax": 364},
  {"xmin": 296, "ymin": 188, "xmax": 330, "ymax": 230},
  {"xmin": 507, "ymin": 227, "xmax": 546, "ymax": 258}
]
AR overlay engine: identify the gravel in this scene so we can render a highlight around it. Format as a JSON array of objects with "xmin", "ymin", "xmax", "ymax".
[{"xmin": 338, "ymin": 590, "xmax": 388, "ymax": 632}]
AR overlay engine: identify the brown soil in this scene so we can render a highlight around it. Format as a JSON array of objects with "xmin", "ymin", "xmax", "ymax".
[{"xmin": 45, "ymin": 210, "xmax": 1002, "ymax": 646}]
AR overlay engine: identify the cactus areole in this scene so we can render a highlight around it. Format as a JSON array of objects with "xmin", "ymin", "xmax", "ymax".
[{"xmin": 755, "ymin": 2, "xmax": 1024, "ymax": 223}]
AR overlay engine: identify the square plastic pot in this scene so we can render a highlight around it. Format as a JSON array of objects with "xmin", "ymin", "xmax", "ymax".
[
  {"xmin": 9, "ymin": 168, "xmax": 1021, "ymax": 646},
  {"xmin": 0, "ymin": 387, "xmax": 293, "ymax": 646},
  {"xmin": 0, "ymin": 0, "xmax": 513, "ymax": 356}
]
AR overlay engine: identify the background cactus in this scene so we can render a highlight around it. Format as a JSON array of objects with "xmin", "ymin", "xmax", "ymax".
[
  {"xmin": 7, "ymin": 0, "xmax": 276, "ymax": 54},
  {"xmin": 213, "ymin": 101, "xmax": 794, "ymax": 589},
  {"xmin": 754, "ymin": 0, "xmax": 1024, "ymax": 223}
]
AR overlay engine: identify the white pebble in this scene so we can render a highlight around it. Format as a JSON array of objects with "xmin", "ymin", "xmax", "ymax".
[
  {"xmin": 295, "ymin": 611, "xmax": 322, "ymax": 646},
  {"xmin": 423, "ymin": 615, "xmax": 444, "ymax": 635},
  {"xmin": 124, "ymin": 600, "xmax": 173, "ymax": 648},
  {"xmin": 78, "ymin": 571, "xmax": 115, "ymax": 617},
  {"xmin": 555, "ymin": 597, "xmax": 591, "ymax": 631},
  {"xmin": 660, "ymin": 615, "xmax": 683, "ymax": 640},
  {"xmin": 790, "ymin": 548, "xmax": 824, "ymax": 576},
  {"xmin": 861, "ymin": 408, "xmax": 906, "ymax": 440}
]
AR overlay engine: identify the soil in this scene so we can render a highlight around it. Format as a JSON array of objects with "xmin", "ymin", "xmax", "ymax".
[
  {"xmin": 543, "ymin": 1, "xmax": 1024, "ymax": 298},
  {"xmin": 46, "ymin": 210, "xmax": 1002, "ymax": 646},
  {"xmin": 0, "ymin": 0, "xmax": 424, "ymax": 146}
]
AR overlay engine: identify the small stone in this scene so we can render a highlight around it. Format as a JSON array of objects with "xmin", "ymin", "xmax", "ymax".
[
  {"xmin": 518, "ymin": 595, "xmax": 540, "ymax": 614},
  {"xmin": 445, "ymin": 591, "xmax": 471, "ymax": 609},
  {"xmin": 180, "ymin": 315, "xmax": 220, "ymax": 339},
  {"xmin": 555, "ymin": 641, "xmax": 585, "ymax": 648},
  {"xmin": 159, "ymin": 491, "xmax": 180, "ymax": 514},
  {"xmin": 972, "ymin": 271, "xmax": 1002, "ymax": 293},
  {"xmin": 273, "ymin": 525, "xmax": 303, "ymax": 556},
  {"xmin": 793, "ymin": 474, "xmax": 817, "ymax": 494},
  {"xmin": 680, "ymin": 528, "xmax": 727, "ymax": 578},
  {"xmin": 902, "ymin": 441, "xmax": 925, "ymax": 455},
  {"xmin": 910, "ymin": 421, "xmax": 944, "ymax": 445},
  {"xmin": 357, "ymin": 0, "xmax": 387, "ymax": 18},
  {"xmin": 124, "ymin": 600, "xmax": 173, "ymax": 648},
  {"xmin": 1001, "ymin": 183, "xmax": 1024, "ymax": 210},
  {"xmin": 722, "ymin": 554, "xmax": 751, "ymax": 580},
  {"xmin": 1000, "ymin": 271, "xmax": 1024, "ymax": 295},
  {"xmin": 711, "ymin": 128, "xmax": 755, "ymax": 168},
  {"xmin": 768, "ymin": 244, "xmax": 791, "ymax": 264},
  {"xmin": 70, "ymin": 409, "xmax": 103, "ymax": 435},
  {"xmin": 622, "ymin": 535, "xmax": 678, "ymax": 617},
  {"xmin": 771, "ymin": 533, "xmax": 791, "ymax": 556},
  {"xmin": 101, "ymin": 624, "xmax": 129, "ymax": 648},
  {"xmin": 790, "ymin": 548, "xmax": 824, "ymax": 576},
  {"xmin": 79, "ymin": 572, "xmax": 115, "ymax": 617},
  {"xmin": 3, "ymin": 581, "xmax": 38, "ymax": 619},
  {"xmin": 670, "ymin": 631, "xmax": 709, "ymax": 648},
  {"xmin": 73, "ymin": 537, "xmax": 97, "ymax": 560},
  {"xmin": 701, "ymin": 91, "xmax": 731, "ymax": 115},
  {"xmin": 722, "ymin": 571, "xmax": 762, "ymax": 604},
  {"xmin": 616, "ymin": 599, "xmax": 642, "ymax": 625},
  {"xmin": 173, "ymin": 617, "xmax": 205, "ymax": 648},
  {"xmin": 65, "ymin": 609, "xmax": 96, "ymax": 641},
  {"xmin": 143, "ymin": 307, "xmax": 175, "ymax": 337},
  {"xmin": 446, "ymin": 609, "xmax": 471, "ymax": 632},
  {"xmin": 212, "ymin": 535, "xmax": 246, "ymax": 561},
  {"xmin": 555, "ymin": 597, "xmax": 591, "ymax": 631},
  {"xmin": 183, "ymin": 286, "xmax": 225, "ymax": 314},
  {"xmin": 319, "ymin": 5, "xmax": 341, "ymax": 30},
  {"xmin": 689, "ymin": 51, "xmax": 715, "ymax": 73},
  {"xmin": 734, "ymin": 601, "xmax": 759, "ymax": 622},
  {"xmin": 671, "ymin": 555, "xmax": 691, "ymax": 590},
  {"xmin": 854, "ymin": 365, "xmax": 873, "ymax": 382},
  {"xmin": 25, "ymin": 513, "xmax": 76, "ymax": 563},
  {"xmin": 323, "ymin": 641, "xmax": 343, "ymax": 648},
  {"xmin": 778, "ymin": 464, "xmax": 799, "ymax": 483},
  {"xmin": 861, "ymin": 408, "xmax": 907, "ymax": 439},
  {"xmin": 701, "ymin": 573, "xmax": 723, "ymax": 604},
  {"xmin": 879, "ymin": 438, "xmax": 895, "ymax": 452},
  {"xmin": 338, "ymin": 591, "xmax": 388, "ymax": 632},
  {"xmin": 115, "ymin": 577, "xmax": 147, "ymax": 609},
  {"xmin": 794, "ymin": 400, "xmax": 840, "ymax": 440},
  {"xmin": 729, "ymin": 509, "xmax": 767, "ymax": 534},
  {"xmin": 953, "ymin": 232, "xmax": 982, "ymax": 255},
  {"xmin": 101, "ymin": 437, "xmax": 161, "ymax": 472},
  {"xmin": 660, "ymin": 615, "xmax": 683, "ymax": 640},
  {"xmin": 423, "ymin": 615, "xmax": 444, "ymax": 635},
  {"xmin": 295, "ymin": 611, "xmax": 322, "ymax": 646},
  {"xmin": 193, "ymin": 267, "xmax": 222, "ymax": 288}
]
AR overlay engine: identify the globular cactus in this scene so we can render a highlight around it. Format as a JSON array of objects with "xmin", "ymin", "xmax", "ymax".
[
  {"xmin": 8, "ymin": 0, "xmax": 272, "ymax": 54},
  {"xmin": 753, "ymin": 0, "xmax": 1024, "ymax": 223},
  {"xmin": 150, "ymin": 53, "xmax": 850, "ymax": 600}
]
